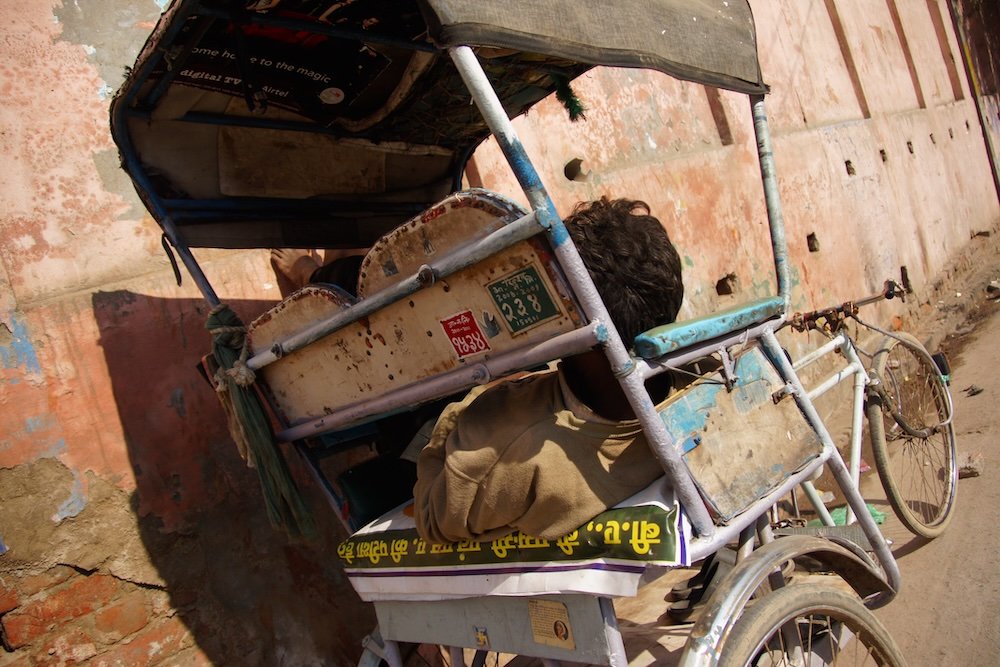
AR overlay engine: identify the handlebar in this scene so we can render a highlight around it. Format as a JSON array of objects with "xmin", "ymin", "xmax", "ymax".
[{"xmin": 791, "ymin": 280, "xmax": 904, "ymax": 332}]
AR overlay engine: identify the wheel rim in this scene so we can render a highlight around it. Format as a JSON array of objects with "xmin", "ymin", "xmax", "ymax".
[
  {"xmin": 747, "ymin": 610, "xmax": 892, "ymax": 666},
  {"xmin": 880, "ymin": 343, "xmax": 956, "ymax": 530}
]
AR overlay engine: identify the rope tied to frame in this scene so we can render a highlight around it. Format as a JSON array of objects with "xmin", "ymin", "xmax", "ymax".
[
  {"xmin": 206, "ymin": 304, "xmax": 316, "ymax": 539},
  {"xmin": 206, "ymin": 313, "xmax": 257, "ymax": 387}
]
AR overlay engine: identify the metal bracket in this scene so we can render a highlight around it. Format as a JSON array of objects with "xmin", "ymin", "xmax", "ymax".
[
  {"xmin": 359, "ymin": 628, "xmax": 402, "ymax": 667},
  {"xmin": 718, "ymin": 347, "xmax": 739, "ymax": 391},
  {"xmin": 771, "ymin": 382, "xmax": 797, "ymax": 404},
  {"xmin": 161, "ymin": 234, "xmax": 182, "ymax": 287}
]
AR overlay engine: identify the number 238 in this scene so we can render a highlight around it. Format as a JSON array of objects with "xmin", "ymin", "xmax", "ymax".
[{"xmin": 500, "ymin": 294, "xmax": 542, "ymax": 322}]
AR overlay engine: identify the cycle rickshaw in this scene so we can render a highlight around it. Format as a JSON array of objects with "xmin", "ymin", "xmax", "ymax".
[{"xmin": 111, "ymin": 1, "xmax": 957, "ymax": 663}]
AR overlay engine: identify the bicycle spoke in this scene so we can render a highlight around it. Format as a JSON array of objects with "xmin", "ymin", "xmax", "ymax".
[
  {"xmin": 869, "ymin": 333, "xmax": 957, "ymax": 538},
  {"xmin": 722, "ymin": 586, "xmax": 903, "ymax": 666}
]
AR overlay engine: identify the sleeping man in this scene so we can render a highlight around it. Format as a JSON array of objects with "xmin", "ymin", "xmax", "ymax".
[{"xmin": 413, "ymin": 196, "xmax": 684, "ymax": 543}]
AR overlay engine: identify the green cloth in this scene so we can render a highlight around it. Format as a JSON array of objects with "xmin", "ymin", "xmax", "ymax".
[
  {"xmin": 808, "ymin": 503, "xmax": 885, "ymax": 527},
  {"xmin": 207, "ymin": 306, "xmax": 315, "ymax": 539}
]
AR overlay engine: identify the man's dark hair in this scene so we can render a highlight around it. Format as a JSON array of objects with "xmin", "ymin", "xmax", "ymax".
[{"xmin": 564, "ymin": 197, "xmax": 683, "ymax": 343}]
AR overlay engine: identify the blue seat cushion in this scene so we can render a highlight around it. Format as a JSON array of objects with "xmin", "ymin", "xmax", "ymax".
[{"xmin": 633, "ymin": 296, "xmax": 785, "ymax": 359}]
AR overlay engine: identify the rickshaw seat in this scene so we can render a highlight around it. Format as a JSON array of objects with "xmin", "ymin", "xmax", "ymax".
[
  {"xmin": 247, "ymin": 189, "xmax": 585, "ymax": 533},
  {"xmin": 336, "ymin": 335, "xmax": 822, "ymax": 602},
  {"xmin": 632, "ymin": 296, "xmax": 785, "ymax": 359},
  {"xmin": 337, "ymin": 477, "xmax": 690, "ymax": 602},
  {"xmin": 247, "ymin": 188, "xmax": 583, "ymax": 427}
]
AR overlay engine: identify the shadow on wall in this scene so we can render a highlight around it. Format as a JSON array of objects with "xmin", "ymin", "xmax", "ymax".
[{"xmin": 92, "ymin": 290, "xmax": 375, "ymax": 665}]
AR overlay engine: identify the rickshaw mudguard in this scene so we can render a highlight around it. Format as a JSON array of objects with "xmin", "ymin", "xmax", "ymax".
[{"xmin": 680, "ymin": 535, "xmax": 896, "ymax": 666}]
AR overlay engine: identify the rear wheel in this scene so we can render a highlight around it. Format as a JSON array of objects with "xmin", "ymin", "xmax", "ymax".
[
  {"xmin": 719, "ymin": 584, "xmax": 905, "ymax": 667},
  {"xmin": 866, "ymin": 333, "xmax": 957, "ymax": 538}
]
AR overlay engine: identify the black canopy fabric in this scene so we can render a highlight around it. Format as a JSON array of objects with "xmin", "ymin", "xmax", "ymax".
[
  {"xmin": 420, "ymin": 0, "xmax": 766, "ymax": 94},
  {"xmin": 112, "ymin": 0, "xmax": 765, "ymax": 249}
]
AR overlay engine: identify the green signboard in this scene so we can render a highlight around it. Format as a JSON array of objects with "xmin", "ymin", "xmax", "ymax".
[{"xmin": 487, "ymin": 265, "xmax": 561, "ymax": 334}]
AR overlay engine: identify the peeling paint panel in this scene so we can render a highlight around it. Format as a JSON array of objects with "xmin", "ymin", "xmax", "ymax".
[
  {"xmin": 0, "ymin": 1, "xmax": 166, "ymax": 307},
  {"xmin": 0, "ymin": 314, "xmax": 42, "ymax": 374},
  {"xmin": 53, "ymin": 472, "xmax": 88, "ymax": 521},
  {"xmin": 0, "ymin": 411, "xmax": 67, "ymax": 469},
  {"xmin": 662, "ymin": 346, "xmax": 822, "ymax": 521}
]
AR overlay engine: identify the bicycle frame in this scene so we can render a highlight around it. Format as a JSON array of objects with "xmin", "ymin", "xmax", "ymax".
[
  {"xmin": 791, "ymin": 330, "xmax": 874, "ymax": 527},
  {"xmin": 789, "ymin": 301, "xmax": 956, "ymax": 529}
]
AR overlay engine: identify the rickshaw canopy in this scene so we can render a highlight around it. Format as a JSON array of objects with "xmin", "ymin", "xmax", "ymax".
[{"xmin": 111, "ymin": 0, "xmax": 765, "ymax": 250}]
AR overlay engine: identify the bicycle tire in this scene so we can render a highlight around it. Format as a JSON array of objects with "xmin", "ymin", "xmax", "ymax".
[
  {"xmin": 866, "ymin": 332, "xmax": 957, "ymax": 539},
  {"xmin": 719, "ymin": 584, "xmax": 906, "ymax": 667}
]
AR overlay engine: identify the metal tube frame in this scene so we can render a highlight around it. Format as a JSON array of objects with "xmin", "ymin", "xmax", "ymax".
[
  {"xmin": 844, "ymin": 340, "xmax": 869, "ymax": 524},
  {"xmin": 634, "ymin": 317, "xmax": 786, "ymax": 382},
  {"xmin": 139, "ymin": 13, "xmax": 217, "ymax": 110},
  {"xmin": 794, "ymin": 331, "xmax": 878, "ymax": 525},
  {"xmin": 450, "ymin": 45, "xmax": 715, "ymax": 537},
  {"xmin": 760, "ymin": 329, "xmax": 901, "ymax": 597},
  {"xmin": 793, "ymin": 332, "xmax": 848, "ymax": 371},
  {"xmin": 751, "ymin": 95, "xmax": 792, "ymax": 309},
  {"xmin": 163, "ymin": 196, "xmax": 428, "ymax": 214},
  {"xmin": 805, "ymin": 359, "xmax": 866, "ymax": 403},
  {"xmin": 109, "ymin": 2, "xmax": 221, "ymax": 307},
  {"xmin": 599, "ymin": 597, "xmax": 628, "ymax": 667},
  {"xmin": 247, "ymin": 209, "xmax": 542, "ymax": 370}
]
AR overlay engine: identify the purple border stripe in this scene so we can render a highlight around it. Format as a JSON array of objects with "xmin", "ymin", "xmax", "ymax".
[{"xmin": 345, "ymin": 561, "xmax": 647, "ymax": 579}]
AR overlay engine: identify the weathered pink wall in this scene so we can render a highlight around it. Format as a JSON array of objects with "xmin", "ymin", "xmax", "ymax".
[
  {"xmin": 470, "ymin": 0, "xmax": 999, "ymax": 337},
  {"xmin": 1, "ymin": 2, "xmax": 373, "ymax": 665},
  {"xmin": 1, "ymin": 0, "xmax": 998, "ymax": 665}
]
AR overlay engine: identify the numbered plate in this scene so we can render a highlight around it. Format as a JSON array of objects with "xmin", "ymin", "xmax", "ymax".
[
  {"xmin": 486, "ymin": 265, "xmax": 561, "ymax": 335},
  {"xmin": 440, "ymin": 310, "xmax": 492, "ymax": 359}
]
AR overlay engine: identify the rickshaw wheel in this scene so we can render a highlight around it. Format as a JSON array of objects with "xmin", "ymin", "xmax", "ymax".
[
  {"xmin": 867, "ymin": 332, "xmax": 957, "ymax": 539},
  {"xmin": 718, "ymin": 584, "xmax": 905, "ymax": 667}
]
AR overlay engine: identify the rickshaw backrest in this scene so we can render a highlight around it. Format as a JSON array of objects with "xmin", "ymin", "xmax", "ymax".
[{"xmin": 247, "ymin": 189, "xmax": 584, "ymax": 427}]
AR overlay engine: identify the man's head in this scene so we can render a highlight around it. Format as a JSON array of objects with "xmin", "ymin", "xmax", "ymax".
[{"xmin": 564, "ymin": 197, "xmax": 683, "ymax": 344}]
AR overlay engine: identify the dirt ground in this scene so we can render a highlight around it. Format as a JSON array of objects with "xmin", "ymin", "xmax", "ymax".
[{"xmin": 869, "ymin": 236, "xmax": 1000, "ymax": 665}]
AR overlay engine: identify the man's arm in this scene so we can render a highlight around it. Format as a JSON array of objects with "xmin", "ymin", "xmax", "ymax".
[{"xmin": 413, "ymin": 380, "xmax": 545, "ymax": 543}]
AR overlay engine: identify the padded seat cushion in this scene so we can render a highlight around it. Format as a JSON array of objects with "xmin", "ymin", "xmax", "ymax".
[
  {"xmin": 633, "ymin": 296, "xmax": 785, "ymax": 359},
  {"xmin": 337, "ymin": 479, "xmax": 688, "ymax": 601}
]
